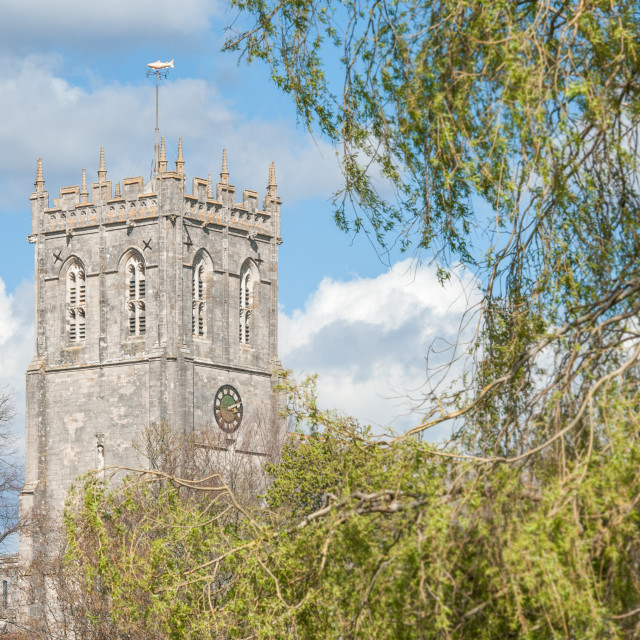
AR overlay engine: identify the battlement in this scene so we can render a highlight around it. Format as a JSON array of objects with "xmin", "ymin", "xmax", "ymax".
[{"xmin": 29, "ymin": 139, "xmax": 281, "ymax": 240}]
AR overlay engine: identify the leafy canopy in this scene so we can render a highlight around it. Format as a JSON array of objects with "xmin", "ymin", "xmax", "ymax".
[
  {"xmin": 54, "ymin": 2, "xmax": 640, "ymax": 638},
  {"xmin": 62, "ymin": 377, "xmax": 640, "ymax": 638},
  {"xmin": 226, "ymin": 0, "xmax": 640, "ymax": 458}
]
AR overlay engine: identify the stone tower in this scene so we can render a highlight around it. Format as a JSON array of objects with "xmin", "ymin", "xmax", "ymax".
[{"xmin": 20, "ymin": 142, "xmax": 283, "ymax": 560}]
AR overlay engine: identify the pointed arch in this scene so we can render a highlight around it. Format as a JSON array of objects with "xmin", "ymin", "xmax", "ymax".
[
  {"xmin": 192, "ymin": 249, "xmax": 213, "ymax": 338},
  {"xmin": 123, "ymin": 250, "xmax": 146, "ymax": 337},
  {"xmin": 239, "ymin": 258, "xmax": 260, "ymax": 345},
  {"xmin": 63, "ymin": 258, "xmax": 86, "ymax": 343}
]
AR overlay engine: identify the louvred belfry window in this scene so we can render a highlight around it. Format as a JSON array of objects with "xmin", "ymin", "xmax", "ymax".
[
  {"xmin": 192, "ymin": 260, "xmax": 206, "ymax": 337},
  {"xmin": 239, "ymin": 268, "xmax": 253, "ymax": 344},
  {"xmin": 126, "ymin": 255, "xmax": 146, "ymax": 336},
  {"xmin": 67, "ymin": 264, "xmax": 86, "ymax": 343}
]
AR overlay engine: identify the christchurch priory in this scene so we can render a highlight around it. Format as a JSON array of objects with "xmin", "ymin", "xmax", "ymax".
[{"xmin": 19, "ymin": 139, "xmax": 284, "ymax": 562}]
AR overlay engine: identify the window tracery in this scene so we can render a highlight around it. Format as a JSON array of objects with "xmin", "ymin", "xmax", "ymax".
[
  {"xmin": 126, "ymin": 255, "xmax": 146, "ymax": 336},
  {"xmin": 67, "ymin": 263, "xmax": 86, "ymax": 343},
  {"xmin": 239, "ymin": 266, "xmax": 254, "ymax": 344},
  {"xmin": 192, "ymin": 259, "xmax": 206, "ymax": 337}
]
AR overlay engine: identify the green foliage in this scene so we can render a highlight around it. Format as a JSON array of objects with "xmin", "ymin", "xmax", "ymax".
[
  {"xmin": 226, "ymin": 0, "xmax": 640, "ymax": 464},
  {"xmin": 65, "ymin": 474, "xmax": 249, "ymax": 639},
  {"xmin": 61, "ymin": 377, "xmax": 640, "ymax": 638},
  {"xmin": 57, "ymin": 1, "xmax": 640, "ymax": 637},
  {"xmin": 227, "ymin": 0, "xmax": 640, "ymax": 273}
]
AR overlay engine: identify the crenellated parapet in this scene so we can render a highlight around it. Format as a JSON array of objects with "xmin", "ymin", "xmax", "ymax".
[{"xmin": 30, "ymin": 141, "xmax": 281, "ymax": 242}]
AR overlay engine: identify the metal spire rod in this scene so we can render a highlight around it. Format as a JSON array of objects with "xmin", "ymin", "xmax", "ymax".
[
  {"xmin": 155, "ymin": 71, "xmax": 159, "ymax": 169},
  {"xmin": 146, "ymin": 60, "xmax": 173, "ymax": 175}
]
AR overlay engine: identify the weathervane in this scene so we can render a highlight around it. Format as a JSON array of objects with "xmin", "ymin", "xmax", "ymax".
[{"xmin": 146, "ymin": 59, "xmax": 174, "ymax": 175}]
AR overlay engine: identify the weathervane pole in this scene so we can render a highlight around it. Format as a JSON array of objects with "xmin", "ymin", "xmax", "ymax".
[
  {"xmin": 155, "ymin": 71, "xmax": 159, "ymax": 171},
  {"xmin": 146, "ymin": 59, "xmax": 174, "ymax": 176}
]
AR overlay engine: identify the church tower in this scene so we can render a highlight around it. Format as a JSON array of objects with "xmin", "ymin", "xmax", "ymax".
[{"xmin": 20, "ymin": 143, "xmax": 283, "ymax": 560}]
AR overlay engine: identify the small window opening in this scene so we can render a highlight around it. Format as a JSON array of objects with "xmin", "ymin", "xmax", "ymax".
[
  {"xmin": 69, "ymin": 309, "xmax": 76, "ymax": 342},
  {"xmin": 78, "ymin": 309, "xmax": 86, "ymax": 340},
  {"xmin": 128, "ymin": 302, "xmax": 136, "ymax": 335},
  {"xmin": 139, "ymin": 302, "xmax": 146, "ymax": 335}
]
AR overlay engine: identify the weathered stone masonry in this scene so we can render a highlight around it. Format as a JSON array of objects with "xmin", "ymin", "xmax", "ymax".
[{"xmin": 19, "ymin": 140, "xmax": 283, "ymax": 562}]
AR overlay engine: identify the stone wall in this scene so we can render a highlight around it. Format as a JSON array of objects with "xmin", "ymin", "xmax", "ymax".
[{"xmin": 21, "ymin": 146, "xmax": 284, "ymax": 561}]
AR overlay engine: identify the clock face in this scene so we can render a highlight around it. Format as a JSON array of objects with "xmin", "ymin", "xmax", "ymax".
[{"xmin": 214, "ymin": 385, "xmax": 243, "ymax": 433}]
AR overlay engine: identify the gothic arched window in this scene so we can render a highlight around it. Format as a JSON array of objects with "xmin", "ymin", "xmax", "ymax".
[
  {"xmin": 67, "ymin": 263, "xmax": 86, "ymax": 343},
  {"xmin": 239, "ymin": 265, "xmax": 254, "ymax": 344},
  {"xmin": 126, "ymin": 254, "xmax": 146, "ymax": 336},
  {"xmin": 192, "ymin": 258, "xmax": 207, "ymax": 337}
]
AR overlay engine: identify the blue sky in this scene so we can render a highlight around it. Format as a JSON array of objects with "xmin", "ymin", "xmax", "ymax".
[{"xmin": 0, "ymin": 0, "xmax": 474, "ymax": 437}]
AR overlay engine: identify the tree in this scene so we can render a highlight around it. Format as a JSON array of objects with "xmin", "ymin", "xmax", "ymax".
[
  {"xmin": 232, "ymin": 0, "xmax": 640, "ymax": 634},
  {"xmin": 15, "ymin": 515, "xmax": 124, "ymax": 640},
  {"xmin": 29, "ymin": 412, "xmax": 286, "ymax": 640},
  {"xmin": 58, "ymin": 2, "xmax": 640, "ymax": 637},
  {"xmin": 62, "ymin": 374, "xmax": 640, "ymax": 638},
  {"xmin": 225, "ymin": 0, "xmax": 640, "ymax": 455},
  {"xmin": 0, "ymin": 387, "xmax": 21, "ymax": 549}
]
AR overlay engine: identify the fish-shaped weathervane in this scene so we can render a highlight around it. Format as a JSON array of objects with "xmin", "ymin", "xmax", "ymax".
[{"xmin": 147, "ymin": 59, "xmax": 174, "ymax": 70}]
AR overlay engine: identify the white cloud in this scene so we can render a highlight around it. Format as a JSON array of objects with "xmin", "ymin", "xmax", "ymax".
[
  {"xmin": 0, "ymin": 55, "xmax": 340, "ymax": 214},
  {"xmin": 0, "ymin": 278, "xmax": 35, "ymax": 449},
  {"xmin": 0, "ymin": 0, "xmax": 221, "ymax": 52},
  {"xmin": 0, "ymin": 264, "xmax": 477, "ymax": 461},
  {"xmin": 279, "ymin": 259, "xmax": 479, "ymax": 437},
  {"xmin": 0, "ymin": 278, "xmax": 33, "ymax": 553}
]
